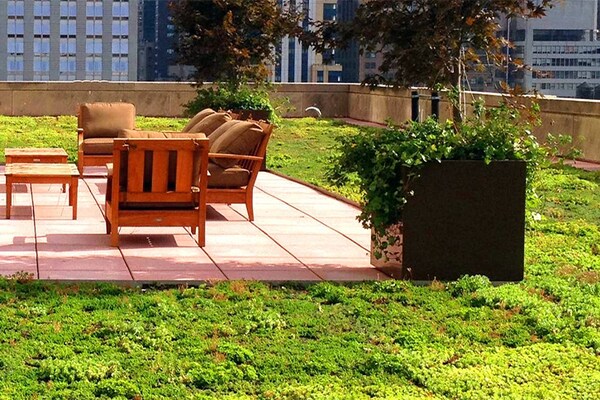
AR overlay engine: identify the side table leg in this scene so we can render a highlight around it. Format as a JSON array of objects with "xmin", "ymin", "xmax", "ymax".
[
  {"xmin": 70, "ymin": 177, "xmax": 79, "ymax": 220},
  {"xmin": 5, "ymin": 177, "xmax": 12, "ymax": 219}
]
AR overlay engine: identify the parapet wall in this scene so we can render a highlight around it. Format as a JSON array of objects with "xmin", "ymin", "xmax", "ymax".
[{"xmin": 0, "ymin": 81, "xmax": 598, "ymax": 162}]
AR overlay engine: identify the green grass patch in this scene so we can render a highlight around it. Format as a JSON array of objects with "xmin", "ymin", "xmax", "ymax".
[{"xmin": 0, "ymin": 117, "xmax": 599, "ymax": 398}]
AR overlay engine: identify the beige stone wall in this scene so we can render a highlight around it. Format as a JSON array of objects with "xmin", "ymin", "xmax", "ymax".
[
  {"xmin": 0, "ymin": 81, "xmax": 197, "ymax": 117},
  {"xmin": 0, "ymin": 81, "xmax": 598, "ymax": 161}
]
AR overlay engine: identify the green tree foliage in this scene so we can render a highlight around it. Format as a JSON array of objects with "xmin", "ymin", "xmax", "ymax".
[
  {"xmin": 169, "ymin": 0, "xmax": 304, "ymax": 88},
  {"xmin": 308, "ymin": 0, "xmax": 553, "ymax": 89}
]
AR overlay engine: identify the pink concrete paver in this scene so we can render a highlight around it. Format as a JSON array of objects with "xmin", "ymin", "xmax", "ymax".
[{"xmin": 0, "ymin": 165, "xmax": 388, "ymax": 283}]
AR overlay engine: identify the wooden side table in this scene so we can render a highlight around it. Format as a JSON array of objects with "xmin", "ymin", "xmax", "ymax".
[
  {"xmin": 5, "ymin": 163, "xmax": 80, "ymax": 220},
  {"xmin": 5, "ymin": 148, "xmax": 69, "ymax": 191},
  {"xmin": 5, "ymin": 148, "xmax": 68, "ymax": 164}
]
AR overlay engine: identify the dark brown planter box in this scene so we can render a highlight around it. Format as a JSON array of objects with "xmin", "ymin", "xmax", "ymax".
[
  {"xmin": 377, "ymin": 160, "xmax": 526, "ymax": 281},
  {"xmin": 231, "ymin": 109, "xmax": 271, "ymax": 122}
]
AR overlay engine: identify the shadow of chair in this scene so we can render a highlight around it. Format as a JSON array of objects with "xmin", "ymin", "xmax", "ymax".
[
  {"xmin": 104, "ymin": 137, "xmax": 209, "ymax": 247},
  {"xmin": 77, "ymin": 102, "xmax": 136, "ymax": 175},
  {"xmin": 207, "ymin": 120, "xmax": 273, "ymax": 221}
]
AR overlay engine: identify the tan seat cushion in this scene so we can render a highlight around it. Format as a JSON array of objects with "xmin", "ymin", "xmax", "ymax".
[
  {"xmin": 119, "ymin": 129, "xmax": 206, "ymax": 139},
  {"xmin": 182, "ymin": 108, "xmax": 216, "ymax": 132},
  {"xmin": 118, "ymin": 129, "xmax": 166, "ymax": 139},
  {"xmin": 208, "ymin": 162, "xmax": 250, "ymax": 188},
  {"xmin": 210, "ymin": 122, "xmax": 264, "ymax": 168},
  {"xmin": 82, "ymin": 138, "xmax": 115, "ymax": 155},
  {"xmin": 79, "ymin": 102, "xmax": 135, "ymax": 139},
  {"xmin": 188, "ymin": 112, "xmax": 231, "ymax": 135}
]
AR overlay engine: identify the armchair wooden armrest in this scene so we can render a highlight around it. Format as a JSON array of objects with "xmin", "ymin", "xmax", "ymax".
[{"xmin": 208, "ymin": 153, "xmax": 263, "ymax": 162}]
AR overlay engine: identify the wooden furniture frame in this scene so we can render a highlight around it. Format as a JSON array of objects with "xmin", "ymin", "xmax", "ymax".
[
  {"xmin": 77, "ymin": 102, "xmax": 136, "ymax": 175},
  {"xmin": 105, "ymin": 138, "xmax": 209, "ymax": 247},
  {"xmin": 207, "ymin": 121, "xmax": 273, "ymax": 221},
  {"xmin": 5, "ymin": 163, "xmax": 79, "ymax": 219}
]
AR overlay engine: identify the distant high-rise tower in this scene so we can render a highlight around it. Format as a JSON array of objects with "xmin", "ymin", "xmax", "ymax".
[
  {"xmin": 336, "ymin": 0, "xmax": 360, "ymax": 83},
  {"xmin": 515, "ymin": 0, "xmax": 600, "ymax": 97},
  {"xmin": 272, "ymin": 0, "xmax": 342, "ymax": 83},
  {"xmin": 0, "ymin": 0, "xmax": 138, "ymax": 81},
  {"xmin": 469, "ymin": 0, "xmax": 600, "ymax": 97},
  {"xmin": 138, "ymin": 0, "xmax": 189, "ymax": 81}
]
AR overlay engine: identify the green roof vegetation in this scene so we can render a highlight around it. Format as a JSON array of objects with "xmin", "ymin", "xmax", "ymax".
[{"xmin": 0, "ymin": 116, "xmax": 598, "ymax": 398}]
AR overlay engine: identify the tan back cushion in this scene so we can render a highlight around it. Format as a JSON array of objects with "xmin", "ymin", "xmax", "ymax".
[
  {"xmin": 207, "ymin": 120, "xmax": 242, "ymax": 147},
  {"xmin": 188, "ymin": 112, "xmax": 231, "ymax": 135},
  {"xmin": 79, "ymin": 102, "xmax": 136, "ymax": 139},
  {"xmin": 182, "ymin": 108, "xmax": 216, "ymax": 132},
  {"xmin": 210, "ymin": 122, "xmax": 264, "ymax": 168}
]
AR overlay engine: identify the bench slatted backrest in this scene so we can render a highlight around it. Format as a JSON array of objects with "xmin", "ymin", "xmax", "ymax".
[{"xmin": 112, "ymin": 138, "xmax": 209, "ymax": 207}]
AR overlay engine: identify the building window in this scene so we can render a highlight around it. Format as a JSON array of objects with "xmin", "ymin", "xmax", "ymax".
[
  {"xmin": 7, "ymin": 1, "xmax": 25, "ymax": 17},
  {"xmin": 112, "ymin": 20, "xmax": 129, "ymax": 36},
  {"xmin": 86, "ymin": 38, "xmax": 102, "ymax": 55},
  {"xmin": 86, "ymin": 1, "xmax": 103, "ymax": 18},
  {"xmin": 7, "ymin": 38, "xmax": 24, "ymax": 55},
  {"xmin": 323, "ymin": 4, "xmax": 336, "ymax": 21},
  {"xmin": 7, "ymin": 57, "xmax": 24, "ymax": 72},
  {"xmin": 85, "ymin": 56, "xmax": 102, "ymax": 79},
  {"xmin": 86, "ymin": 20, "xmax": 103, "ymax": 36},
  {"xmin": 112, "ymin": 38, "xmax": 128, "ymax": 54},
  {"xmin": 33, "ymin": 0, "xmax": 51, "ymax": 17},
  {"xmin": 60, "ymin": 39, "xmax": 76, "ymax": 55},
  {"xmin": 60, "ymin": 19, "xmax": 77, "ymax": 36},
  {"xmin": 33, "ymin": 38, "xmax": 50, "ymax": 55},
  {"xmin": 317, "ymin": 70, "xmax": 324, "ymax": 83},
  {"xmin": 60, "ymin": 0, "xmax": 77, "ymax": 17},
  {"xmin": 34, "ymin": 19, "xmax": 51, "ymax": 36},
  {"xmin": 112, "ymin": 1, "xmax": 129, "ymax": 18},
  {"xmin": 112, "ymin": 57, "xmax": 128, "ymax": 80},
  {"xmin": 7, "ymin": 19, "xmax": 25, "ymax": 35}
]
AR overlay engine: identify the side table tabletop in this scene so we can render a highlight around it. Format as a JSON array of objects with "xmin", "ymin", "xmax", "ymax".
[
  {"xmin": 5, "ymin": 148, "xmax": 68, "ymax": 164},
  {"xmin": 5, "ymin": 163, "xmax": 80, "ymax": 220}
]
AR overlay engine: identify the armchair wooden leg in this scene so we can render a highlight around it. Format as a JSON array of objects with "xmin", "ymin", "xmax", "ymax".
[
  {"xmin": 110, "ymin": 226, "xmax": 119, "ymax": 247},
  {"xmin": 246, "ymin": 193, "xmax": 254, "ymax": 222}
]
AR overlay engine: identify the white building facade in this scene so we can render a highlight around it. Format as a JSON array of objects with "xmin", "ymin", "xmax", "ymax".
[{"xmin": 510, "ymin": 0, "xmax": 600, "ymax": 97}]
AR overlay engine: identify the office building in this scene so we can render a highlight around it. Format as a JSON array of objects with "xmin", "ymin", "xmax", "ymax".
[
  {"xmin": 470, "ymin": 0, "xmax": 600, "ymax": 98},
  {"xmin": 0, "ymin": 0, "xmax": 138, "ymax": 81},
  {"xmin": 272, "ymin": 0, "xmax": 342, "ymax": 83}
]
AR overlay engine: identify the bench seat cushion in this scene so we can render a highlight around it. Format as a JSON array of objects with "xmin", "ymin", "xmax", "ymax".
[{"xmin": 208, "ymin": 162, "xmax": 250, "ymax": 188}]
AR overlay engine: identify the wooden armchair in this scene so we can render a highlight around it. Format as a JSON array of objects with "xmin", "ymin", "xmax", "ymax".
[
  {"xmin": 77, "ymin": 102, "xmax": 136, "ymax": 175},
  {"xmin": 207, "ymin": 121, "xmax": 273, "ymax": 221},
  {"xmin": 105, "ymin": 137, "xmax": 209, "ymax": 247}
]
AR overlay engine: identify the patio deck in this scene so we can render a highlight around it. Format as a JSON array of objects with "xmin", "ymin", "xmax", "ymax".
[{"xmin": 0, "ymin": 166, "xmax": 389, "ymax": 283}]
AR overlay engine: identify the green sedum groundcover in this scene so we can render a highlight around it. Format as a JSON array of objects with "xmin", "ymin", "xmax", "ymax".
[{"xmin": 0, "ymin": 116, "xmax": 598, "ymax": 399}]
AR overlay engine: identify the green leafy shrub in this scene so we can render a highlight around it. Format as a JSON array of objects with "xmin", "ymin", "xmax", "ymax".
[{"xmin": 184, "ymin": 85, "xmax": 277, "ymax": 123}]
